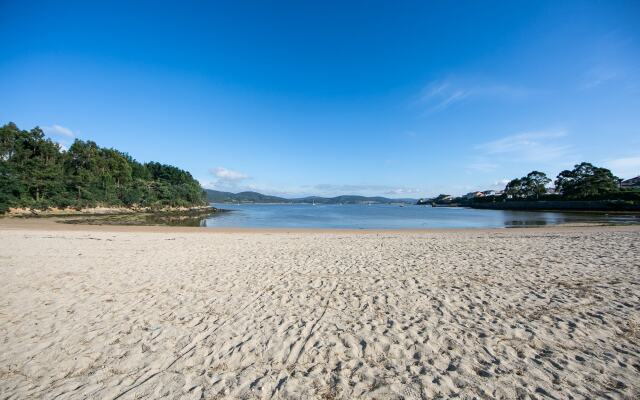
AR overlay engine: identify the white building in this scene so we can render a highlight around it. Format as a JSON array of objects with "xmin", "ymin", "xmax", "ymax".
[{"xmin": 621, "ymin": 176, "xmax": 640, "ymax": 189}]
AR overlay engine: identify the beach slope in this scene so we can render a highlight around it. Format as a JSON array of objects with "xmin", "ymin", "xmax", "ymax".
[{"xmin": 1, "ymin": 225, "xmax": 639, "ymax": 398}]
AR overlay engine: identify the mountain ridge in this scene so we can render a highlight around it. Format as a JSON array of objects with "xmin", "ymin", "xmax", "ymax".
[{"xmin": 206, "ymin": 189, "xmax": 416, "ymax": 204}]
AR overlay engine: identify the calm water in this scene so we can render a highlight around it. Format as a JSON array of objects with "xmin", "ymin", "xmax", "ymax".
[{"xmin": 201, "ymin": 203, "xmax": 639, "ymax": 229}]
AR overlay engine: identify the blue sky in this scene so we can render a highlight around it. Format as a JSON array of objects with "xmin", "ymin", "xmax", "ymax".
[{"xmin": 1, "ymin": 1, "xmax": 639, "ymax": 197}]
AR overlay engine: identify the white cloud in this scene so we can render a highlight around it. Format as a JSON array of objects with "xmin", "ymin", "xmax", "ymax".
[
  {"xmin": 476, "ymin": 130, "xmax": 575, "ymax": 163},
  {"xmin": 210, "ymin": 167, "xmax": 249, "ymax": 181},
  {"xmin": 314, "ymin": 184, "xmax": 388, "ymax": 193},
  {"xmin": 384, "ymin": 188, "xmax": 420, "ymax": 196},
  {"xmin": 465, "ymin": 129, "xmax": 579, "ymax": 176},
  {"xmin": 418, "ymin": 78, "xmax": 539, "ymax": 112},
  {"xmin": 43, "ymin": 124, "xmax": 75, "ymax": 138},
  {"xmin": 604, "ymin": 156, "xmax": 640, "ymax": 179},
  {"xmin": 42, "ymin": 124, "xmax": 77, "ymax": 151},
  {"xmin": 312, "ymin": 184, "xmax": 420, "ymax": 197},
  {"xmin": 203, "ymin": 180, "xmax": 423, "ymax": 198},
  {"xmin": 206, "ymin": 167, "xmax": 252, "ymax": 192}
]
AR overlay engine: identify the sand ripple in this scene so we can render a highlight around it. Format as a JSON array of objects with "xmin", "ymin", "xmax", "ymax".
[{"xmin": 1, "ymin": 227, "xmax": 639, "ymax": 399}]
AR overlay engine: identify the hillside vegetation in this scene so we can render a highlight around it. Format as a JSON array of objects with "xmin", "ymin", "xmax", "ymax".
[{"xmin": 0, "ymin": 123, "xmax": 206, "ymax": 214}]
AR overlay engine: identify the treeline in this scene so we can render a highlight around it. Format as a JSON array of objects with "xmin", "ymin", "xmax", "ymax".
[
  {"xmin": 502, "ymin": 162, "xmax": 628, "ymax": 200},
  {"xmin": 429, "ymin": 162, "xmax": 639, "ymax": 207},
  {"xmin": 0, "ymin": 123, "xmax": 206, "ymax": 213}
]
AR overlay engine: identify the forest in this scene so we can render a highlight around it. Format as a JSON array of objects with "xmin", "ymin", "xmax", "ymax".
[{"xmin": 0, "ymin": 123, "xmax": 207, "ymax": 214}]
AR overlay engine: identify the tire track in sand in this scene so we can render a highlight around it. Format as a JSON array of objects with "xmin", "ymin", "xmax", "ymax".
[
  {"xmin": 111, "ymin": 262, "xmax": 300, "ymax": 400},
  {"xmin": 270, "ymin": 263, "xmax": 355, "ymax": 398}
]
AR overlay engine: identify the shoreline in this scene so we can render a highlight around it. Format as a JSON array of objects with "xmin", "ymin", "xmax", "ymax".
[
  {"xmin": 221, "ymin": 202, "xmax": 640, "ymax": 214},
  {"xmin": 1, "ymin": 215, "xmax": 638, "ymax": 234},
  {"xmin": 469, "ymin": 200, "xmax": 640, "ymax": 213},
  {"xmin": 3, "ymin": 205, "xmax": 215, "ymax": 217}
]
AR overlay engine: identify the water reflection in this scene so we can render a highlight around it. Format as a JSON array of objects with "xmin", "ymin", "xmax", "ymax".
[
  {"xmin": 505, "ymin": 219, "xmax": 549, "ymax": 226},
  {"xmin": 197, "ymin": 204, "xmax": 639, "ymax": 229},
  {"xmin": 60, "ymin": 208, "xmax": 221, "ymax": 227}
]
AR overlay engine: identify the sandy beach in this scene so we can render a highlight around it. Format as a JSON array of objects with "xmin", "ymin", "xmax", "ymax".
[{"xmin": 1, "ymin": 222, "xmax": 639, "ymax": 399}]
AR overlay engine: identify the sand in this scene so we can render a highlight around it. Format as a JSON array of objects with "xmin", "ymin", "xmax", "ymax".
[{"xmin": 0, "ymin": 223, "xmax": 639, "ymax": 399}]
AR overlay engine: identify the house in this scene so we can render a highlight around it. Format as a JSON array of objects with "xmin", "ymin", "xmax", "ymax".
[
  {"xmin": 419, "ymin": 194, "xmax": 454, "ymax": 205},
  {"xmin": 464, "ymin": 191, "xmax": 484, "ymax": 199},
  {"xmin": 620, "ymin": 176, "xmax": 640, "ymax": 189},
  {"xmin": 482, "ymin": 190, "xmax": 497, "ymax": 196},
  {"xmin": 433, "ymin": 194, "xmax": 454, "ymax": 202}
]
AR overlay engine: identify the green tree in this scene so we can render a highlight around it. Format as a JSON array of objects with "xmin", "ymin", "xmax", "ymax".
[
  {"xmin": 505, "ymin": 178, "xmax": 524, "ymax": 198},
  {"xmin": 64, "ymin": 140, "xmax": 102, "ymax": 204},
  {"xmin": 504, "ymin": 171, "xmax": 551, "ymax": 199},
  {"xmin": 0, "ymin": 123, "xmax": 27, "ymax": 209},
  {"xmin": 0, "ymin": 122, "xmax": 207, "ymax": 213},
  {"xmin": 524, "ymin": 171, "xmax": 551, "ymax": 199},
  {"xmin": 555, "ymin": 162, "xmax": 619, "ymax": 198},
  {"xmin": 21, "ymin": 128, "xmax": 64, "ymax": 205}
]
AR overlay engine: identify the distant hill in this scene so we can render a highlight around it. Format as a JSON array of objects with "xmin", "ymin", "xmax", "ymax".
[
  {"xmin": 293, "ymin": 195, "xmax": 413, "ymax": 204},
  {"xmin": 206, "ymin": 190, "xmax": 289, "ymax": 203},
  {"xmin": 206, "ymin": 190, "xmax": 416, "ymax": 204}
]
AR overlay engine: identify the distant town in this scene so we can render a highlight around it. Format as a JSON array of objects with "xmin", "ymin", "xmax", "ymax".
[{"xmin": 417, "ymin": 163, "xmax": 640, "ymax": 212}]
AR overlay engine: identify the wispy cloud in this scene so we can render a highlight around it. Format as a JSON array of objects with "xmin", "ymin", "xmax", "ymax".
[
  {"xmin": 466, "ymin": 129, "xmax": 578, "ymax": 174},
  {"xmin": 476, "ymin": 130, "xmax": 574, "ymax": 163},
  {"xmin": 313, "ymin": 184, "xmax": 419, "ymax": 197},
  {"xmin": 417, "ymin": 78, "xmax": 539, "ymax": 112},
  {"xmin": 384, "ymin": 188, "xmax": 420, "ymax": 196},
  {"xmin": 418, "ymin": 81, "xmax": 470, "ymax": 112},
  {"xmin": 604, "ymin": 156, "xmax": 640, "ymax": 178},
  {"xmin": 203, "ymin": 180, "xmax": 423, "ymax": 198},
  {"xmin": 313, "ymin": 183, "xmax": 388, "ymax": 193},
  {"xmin": 581, "ymin": 30, "xmax": 637, "ymax": 90},
  {"xmin": 420, "ymin": 81, "xmax": 470, "ymax": 112},
  {"xmin": 465, "ymin": 162, "xmax": 499, "ymax": 173},
  {"xmin": 42, "ymin": 124, "xmax": 76, "ymax": 150},
  {"xmin": 43, "ymin": 124, "xmax": 75, "ymax": 138},
  {"xmin": 582, "ymin": 66, "xmax": 620, "ymax": 89}
]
